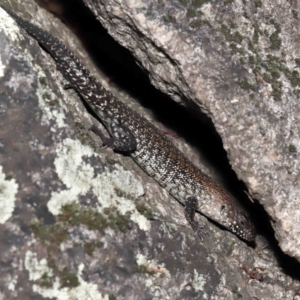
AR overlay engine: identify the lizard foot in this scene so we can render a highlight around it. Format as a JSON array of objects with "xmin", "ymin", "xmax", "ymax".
[{"xmin": 191, "ymin": 221, "xmax": 208, "ymax": 241}]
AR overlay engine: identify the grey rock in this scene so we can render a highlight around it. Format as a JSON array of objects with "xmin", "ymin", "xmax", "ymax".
[
  {"xmin": 0, "ymin": 1, "xmax": 299, "ymax": 299},
  {"xmin": 84, "ymin": 0, "xmax": 300, "ymax": 262}
]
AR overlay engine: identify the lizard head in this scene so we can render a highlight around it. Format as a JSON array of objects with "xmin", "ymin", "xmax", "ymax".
[
  {"xmin": 203, "ymin": 185, "xmax": 256, "ymax": 242},
  {"xmin": 220, "ymin": 202, "xmax": 256, "ymax": 242}
]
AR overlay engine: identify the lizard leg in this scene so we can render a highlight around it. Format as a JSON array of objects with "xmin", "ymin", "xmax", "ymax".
[
  {"xmin": 185, "ymin": 196, "xmax": 207, "ymax": 240},
  {"xmin": 91, "ymin": 123, "xmax": 137, "ymax": 153},
  {"xmin": 58, "ymin": 65, "xmax": 136, "ymax": 152},
  {"xmin": 91, "ymin": 124, "xmax": 114, "ymax": 147},
  {"xmin": 63, "ymin": 83, "xmax": 74, "ymax": 90}
]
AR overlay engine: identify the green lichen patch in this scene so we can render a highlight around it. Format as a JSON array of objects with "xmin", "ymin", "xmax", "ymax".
[
  {"xmin": 269, "ymin": 31, "xmax": 282, "ymax": 50},
  {"xmin": 224, "ymin": 0, "xmax": 234, "ymax": 4},
  {"xmin": 252, "ymin": 23, "xmax": 261, "ymax": 44},
  {"xmin": 235, "ymin": 13, "xmax": 295, "ymax": 101},
  {"xmin": 84, "ymin": 241, "xmax": 103, "ymax": 256},
  {"xmin": 36, "ymin": 255, "xmax": 79, "ymax": 289},
  {"xmin": 59, "ymin": 267, "xmax": 80, "ymax": 288},
  {"xmin": 189, "ymin": 19, "xmax": 203, "ymax": 29},
  {"xmin": 4, "ymin": 173, "xmax": 14, "ymax": 181},
  {"xmin": 289, "ymin": 144, "xmax": 297, "ymax": 153},
  {"xmin": 108, "ymin": 294, "xmax": 117, "ymax": 300},
  {"xmin": 288, "ymin": 70, "xmax": 300, "ymax": 87},
  {"xmin": 262, "ymin": 72, "xmax": 272, "ymax": 83},
  {"xmin": 220, "ymin": 23, "xmax": 245, "ymax": 56},
  {"xmin": 268, "ymin": 19, "xmax": 282, "ymax": 50},
  {"xmin": 162, "ymin": 14, "xmax": 172, "ymax": 23},
  {"xmin": 269, "ymin": 19, "xmax": 281, "ymax": 32},
  {"xmin": 39, "ymin": 272, "xmax": 55, "ymax": 288},
  {"xmin": 105, "ymin": 156, "xmax": 118, "ymax": 165},
  {"xmin": 248, "ymin": 54, "xmax": 261, "ymax": 66},
  {"xmin": 295, "ymin": 58, "xmax": 300, "ymax": 67},
  {"xmin": 30, "ymin": 220, "xmax": 68, "ymax": 250},
  {"xmin": 247, "ymin": 41, "xmax": 256, "ymax": 54},
  {"xmin": 58, "ymin": 203, "xmax": 108, "ymax": 232},
  {"xmin": 229, "ymin": 20, "xmax": 237, "ymax": 29},
  {"xmin": 292, "ymin": 9, "xmax": 298, "ymax": 19},
  {"xmin": 191, "ymin": 0, "xmax": 207, "ymax": 8},
  {"xmin": 38, "ymin": 76, "xmax": 47, "ymax": 86},
  {"xmin": 178, "ymin": 0, "xmax": 189, "ymax": 5},
  {"xmin": 186, "ymin": 5, "xmax": 206, "ymax": 29},
  {"xmin": 135, "ymin": 202, "xmax": 155, "ymax": 220},
  {"xmin": 114, "ymin": 187, "xmax": 129, "ymax": 198},
  {"xmin": 43, "ymin": 91, "xmax": 58, "ymax": 107},
  {"xmin": 254, "ymin": 0, "xmax": 262, "ymax": 8},
  {"xmin": 58, "ymin": 203, "xmax": 131, "ymax": 233},
  {"xmin": 229, "ymin": 43, "xmax": 244, "ymax": 55},
  {"xmin": 221, "ymin": 24, "xmax": 244, "ymax": 44},
  {"xmin": 271, "ymin": 81, "xmax": 283, "ymax": 101},
  {"xmin": 293, "ymin": 89, "xmax": 300, "ymax": 97},
  {"xmin": 103, "ymin": 207, "xmax": 131, "ymax": 233},
  {"xmin": 24, "ymin": 250, "xmax": 112, "ymax": 297},
  {"xmin": 244, "ymin": 54, "xmax": 300, "ymax": 101},
  {"xmin": 186, "ymin": 8, "xmax": 197, "ymax": 18},
  {"xmin": 238, "ymin": 78, "xmax": 256, "ymax": 92}
]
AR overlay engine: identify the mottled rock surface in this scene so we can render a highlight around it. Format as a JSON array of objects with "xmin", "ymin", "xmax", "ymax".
[
  {"xmin": 85, "ymin": 0, "xmax": 300, "ymax": 261},
  {"xmin": 0, "ymin": 0, "xmax": 300, "ymax": 299}
]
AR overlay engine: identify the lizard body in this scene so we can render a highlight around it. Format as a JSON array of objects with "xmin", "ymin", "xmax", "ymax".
[{"xmin": 1, "ymin": 6, "xmax": 255, "ymax": 241}]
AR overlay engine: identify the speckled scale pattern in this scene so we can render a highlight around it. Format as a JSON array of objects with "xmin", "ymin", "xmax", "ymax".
[{"xmin": 2, "ymin": 6, "xmax": 255, "ymax": 242}]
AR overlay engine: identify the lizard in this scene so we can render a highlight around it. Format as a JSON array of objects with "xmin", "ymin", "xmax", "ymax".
[{"xmin": 0, "ymin": 6, "xmax": 256, "ymax": 242}]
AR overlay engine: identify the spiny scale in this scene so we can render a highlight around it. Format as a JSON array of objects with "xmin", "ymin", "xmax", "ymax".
[{"xmin": 1, "ymin": 6, "xmax": 255, "ymax": 242}]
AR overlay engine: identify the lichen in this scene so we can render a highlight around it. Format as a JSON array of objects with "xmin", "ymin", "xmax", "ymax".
[
  {"xmin": 254, "ymin": 0, "xmax": 262, "ymax": 8},
  {"xmin": 178, "ymin": 0, "xmax": 189, "ymax": 5},
  {"xmin": 83, "ymin": 241, "xmax": 103, "ymax": 256},
  {"xmin": 47, "ymin": 138, "xmax": 148, "ymax": 231},
  {"xmin": 221, "ymin": 24, "xmax": 244, "ymax": 43},
  {"xmin": 289, "ymin": 144, "xmax": 297, "ymax": 153},
  {"xmin": 135, "ymin": 202, "xmax": 155, "ymax": 220},
  {"xmin": 191, "ymin": 0, "xmax": 207, "ymax": 8},
  {"xmin": 252, "ymin": 23, "xmax": 260, "ymax": 44},
  {"xmin": 186, "ymin": 8, "xmax": 196, "ymax": 18},
  {"xmin": 58, "ymin": 203, "xmax": 108, "ymax": 232},
  {"xmin": 224, "ymin": 0, "xmax": 234, "ymax": 4},
  {"xmin": 191, "ymin": 269, "xmax": 206, "ymax": 292},
  {"xmin": 189, "ymin": 19, "xmax": 203, "ymax": 29},
  {"xmin": 59, "ymin": 268, "xmax": 80, "ymax": 288},
  {"xmin": 30, "ymin": 220, "xmax": 69, "ymax": 250},
  {"xmin": 269, "ymin": 31, "xmax": 282, "ymax": 50},
  {"xmin": 268, "ymin": 19, "xmax": 282, "ymax": 50},
  {"xmin": 271, "ymin": 81, "xmax": 283, "ymax": 101},
  {"xmin": 58, "ymin": 203, "xmax": 131, "ymax": 233},
  {"xmin": 0, "ymin": 165, "xmax": 18, "ymax": 224},
  {"xmin": 24, "ymin": 252, "xmax": 111, "ymax": 299},
  {"xmin": 0, "ymin": 8, "xmax": 21, "ymax": 41},
  {"xmin": 36, "ymin": 69, "xmax": 67, "ymax": 128},
  {"xmin": 238, "ymin": 78, "xmax": 256, "ymax": 92}
]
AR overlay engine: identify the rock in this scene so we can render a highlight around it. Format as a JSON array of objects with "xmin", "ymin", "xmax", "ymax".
[
  {"xmin": 84, "ymin": 0, "xmax": 300, "ymax": 262},
  {"xmin": 0, "ymin": 1, "xmax": 300, "ymax": 299}
]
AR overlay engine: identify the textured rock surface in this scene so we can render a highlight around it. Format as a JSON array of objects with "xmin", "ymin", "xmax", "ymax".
[
  {"xmin": 84, "ymin": 0, "xmax": 300, "ymax": 262},
  {"xmin": 0, "ymin": 1, "xmax": 300, "ymax": 299}
]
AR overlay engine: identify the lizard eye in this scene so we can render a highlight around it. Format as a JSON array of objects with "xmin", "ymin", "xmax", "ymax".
[
  {"xmin": 239, "ymin": 215, "xmax": 247, "ymax": 227},
  {"xmin": 220, "ymin": 205, "xmax": 226, "ymax": 213}
]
